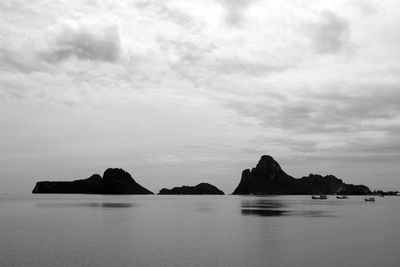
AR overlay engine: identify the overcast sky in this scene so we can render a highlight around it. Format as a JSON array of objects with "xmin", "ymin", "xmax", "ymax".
[{"xmin": 1, "ymin": 0, "xmax": 400, "ymax": 193}]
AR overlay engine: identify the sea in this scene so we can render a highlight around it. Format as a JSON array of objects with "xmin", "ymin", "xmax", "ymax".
[{"xmin": 0, "ymin": 194, "xmax": 399, "ymax": 267}]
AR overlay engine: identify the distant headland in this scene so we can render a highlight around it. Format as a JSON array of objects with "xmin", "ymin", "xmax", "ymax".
[{"xmin": 232, "ymin": 155, "xmax": 371, "ymax": 195}]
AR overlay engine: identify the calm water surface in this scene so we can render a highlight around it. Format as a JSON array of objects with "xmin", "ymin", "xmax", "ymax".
[{"xmin": 0, "ymin": 194, "xmax": 399, "ymax": 267}]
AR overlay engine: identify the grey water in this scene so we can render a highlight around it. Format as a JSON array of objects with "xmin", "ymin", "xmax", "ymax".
[{"xmin": 1, "ymin": 195, "xmax": 399, "ymax": 267}]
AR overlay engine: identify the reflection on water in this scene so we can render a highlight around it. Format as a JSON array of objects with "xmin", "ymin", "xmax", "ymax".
[
  {"xmin": 242, "ymin": 199, "xmax": 287, "ymax": 209},
  {"xmin": 242, "ymin": 208, "xmax": 289, "ymax": 216},
  {"xmin": 240, "ymin": 198, "xmax": 334, "ymax": 217},
  {"xmin": 36, "ymin": 202, "xmax": 137, "ymax": 209},
  {"xmin": 196, "ymin": 201, "xmax": 216, "ymax": 212}
]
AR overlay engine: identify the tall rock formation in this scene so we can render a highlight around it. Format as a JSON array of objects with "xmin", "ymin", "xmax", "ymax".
[{"xmin": 232, "ymin": 155, "xmax": 370, "ymax": 195}]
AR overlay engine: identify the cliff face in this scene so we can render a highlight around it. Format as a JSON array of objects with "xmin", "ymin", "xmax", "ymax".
[
  {"xmin": 32, "ymin": 168, "xmax": 153, "ymax": 194},
  {"xmin": 232, "ymin": 155, "xmax": 371, "ymax": 195},
  {"xmin": 158, "ymin": 183, "xmax": 224, "ymax": 195}
]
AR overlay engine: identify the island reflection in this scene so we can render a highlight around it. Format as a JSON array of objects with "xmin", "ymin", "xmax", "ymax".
[
  {"xmin": 36, "ymin": 202, "xmax": 137, "ymax": 209},
  {"xmin": 240, "ymin": 198, "xmax": 334, "ymax": 217}
]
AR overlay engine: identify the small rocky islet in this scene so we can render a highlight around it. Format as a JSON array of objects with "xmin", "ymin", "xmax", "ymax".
[
  {"xmin": 158, "ymin": 183, "xmax": 224, "ymax": 195},
  {"xmin": 33, "ymin": 155, "xmax": 375, "ymax": 195}
]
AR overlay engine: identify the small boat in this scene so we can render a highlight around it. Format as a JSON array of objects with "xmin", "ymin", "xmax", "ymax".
[
  {"xmin": 336, "ymin": 195, "xmax": 348, "ymax": 199},
  {"xmin": 365, "ymin": 197, "xmax": 375, "ymax": 202},
  {"xmin": 312, "ymin": 195, "xmax": 328, "ymax": 200}
]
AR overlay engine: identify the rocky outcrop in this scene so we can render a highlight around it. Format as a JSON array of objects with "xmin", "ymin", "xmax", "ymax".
[
  {"xmin": 32, "ymin": 174, "xmax": 102, "ymax": 194},
  {"xmin": 158, "ymin": 183, "xmax": 224, "ymax": 195},
  {"xmin": 232, "ymin": 155, "xmax": 371, "ymax": 195},
  {"xmin": 32, "ymin": 168, "xmax": 153, "ymax": 194}
]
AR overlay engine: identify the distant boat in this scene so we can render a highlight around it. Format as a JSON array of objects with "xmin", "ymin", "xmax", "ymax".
[
  {"xmin": 365, "ymin": 197, "xmax": 375, "ymax": 202},
  {"xmin": 312, "ymin": 195, "xmax": 328, "ymax": 200},
  {"xmin": 336, "ymin": 195, "xmax": 348, "ymax": 199}
]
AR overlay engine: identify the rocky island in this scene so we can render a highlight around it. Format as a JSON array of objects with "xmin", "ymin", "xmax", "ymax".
[
  {"xmin": 232, "ymin": 155, "xmax": 371, "ymax": 195},
  {"xmin": 158, "ymin": 183, "xmax": 224, "ymax": 195},
  {"xmin": 32, "ymin": 168, "xmax": 153, "ymax": 194}
]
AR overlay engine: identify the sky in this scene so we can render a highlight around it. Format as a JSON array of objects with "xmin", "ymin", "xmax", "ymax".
[{"xmin": 1, "ymin": 0, "xmax": 400, "ymax": 194}]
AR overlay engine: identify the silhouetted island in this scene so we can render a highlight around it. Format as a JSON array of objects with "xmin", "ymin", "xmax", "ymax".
[
  {"xmin": 232, "ymin": 155, "xmax": 371, "ymax": 195},
  {"xmin": 32, "ymin": 168, "xmax": 153, "ymax": 194},
  {"xmin": 158, "ymin": 183, "xmax": 224, "ymax": 195}
]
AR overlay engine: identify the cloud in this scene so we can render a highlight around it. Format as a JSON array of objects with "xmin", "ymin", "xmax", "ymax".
[
  {"xmin": 40, "ymin": 17, "xmax": 122, "ymax": 62},
  {"xmin": 136, "ymin": 1, "xmax": 196, "ymax": 29},
  {"xmin": 217, "ymin": 0, "xmax": 259, "ymax": 26},
  {"xmin": 245, "ymin": 137, "xmax": 319, "ymax": 153},
  {"xmin": 227, "ymin": 83, "xmax": 400, "ymax": 133},
  {"xmin": 306, "ymin": 11, "xmax": 350, "ymax": 54},
  {"xmin": 224, "ymin": 80, "xmax": 400, "ymax": 163},
  {"xmin": 214, "ymin": 57, "xmax": 293, "ymax": 76},
  {"xmin": 0, "ymin": 47, "xmax": 41, "ymax": 73}
]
